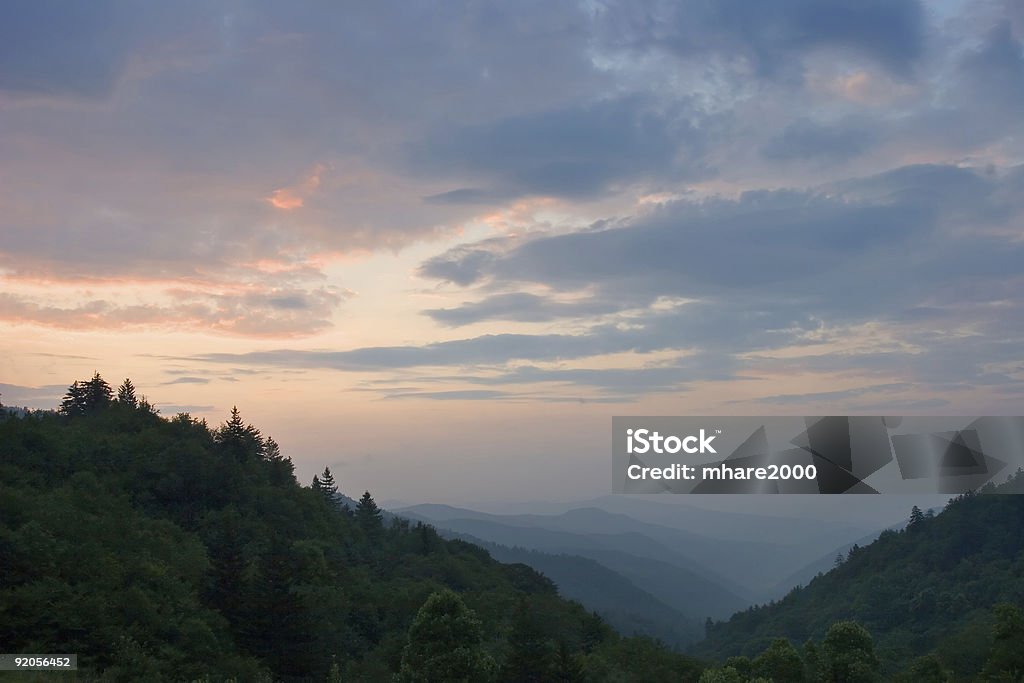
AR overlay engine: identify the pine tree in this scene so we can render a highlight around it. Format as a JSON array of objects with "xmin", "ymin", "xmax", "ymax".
[
  {"xmin": 355, "ymin": 491, "xmax": 383, "ymax": 537},
  {"xmin": 209, "ymin": 510, "xmax": 247, "ymax": 628},
  {"xmin": 262, "ymin": 437, "xmax": 295, "ymax": 486},
  {"xmin": 319, "ymin": 467, "xmax": 338, "ymax": 502},
  {"xmin": 58, "ymin": 381, "xmax": 87, "ymax": 416},
  {"xmin": 311, "ymin": 475, "xmax": 323, "ymax": 492},
  {"xmin": 502, "ymin": 597, "xmax": 554, "ymax": 682},
  {"xmin": 83, "ymin": 372, "xmax": 113, "ymax": 409},
  {"xmin": 244, "ymin": 537, "xmax": 315, "ymax": 679},
  {"xmin": 215, "ymin": 406, "xmax": 262, "ymax": 462},
  {"xmin": 909, "ymin": 505, "xmax": 925, "ymax": 527},
  {"xmin": 116, "ymin": 378, "xmax": 138, "ymax": 407}
]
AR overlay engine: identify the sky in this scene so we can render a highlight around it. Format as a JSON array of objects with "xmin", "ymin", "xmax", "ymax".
[{"xmin": 1, "ymin": 0, "xmax": 1023, "ymax": 505}]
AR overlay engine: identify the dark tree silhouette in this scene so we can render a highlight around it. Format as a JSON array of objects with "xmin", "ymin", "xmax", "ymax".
[
  {"xmin": 262, "ymin": 437, "xmax": 294, "ymax": 486},
  {"xmin": 214, "ymin": 406, "xmax": 262, "ymax": 462},
  {"xmin": 116, "ymin": 378, "xmax": 138, "ymax": 407},
  {"xmin": 355, "ymin": 491, "xmax": 383, "ymax": 537},
  {"xmin": 59, "ymin": 373, "xmax": 113, "ymax": 416},
  {"xmin": 319, "ymin": 467, "xmax": 338, "ymax": 503}
]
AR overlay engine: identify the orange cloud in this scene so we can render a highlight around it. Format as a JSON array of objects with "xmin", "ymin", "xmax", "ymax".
[
  {"xmin": 266, "ymin": 163, "xmax": 328, "ymax": 211},
  {"xmin": 268, "ymin": 189, "xmax": 305, "ymax": 210}
]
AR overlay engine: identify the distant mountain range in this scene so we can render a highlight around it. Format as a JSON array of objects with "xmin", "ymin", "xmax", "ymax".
[{"xmin": 395, "ymin": 499, "xmax": 888, "ymax": 645}]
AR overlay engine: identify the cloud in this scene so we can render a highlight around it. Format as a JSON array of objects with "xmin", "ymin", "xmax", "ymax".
[
  {"xmin": 161, "ymin": 377, "xmax": 211, "ymax": 385},
  {"xmin": 0, "ymin": 285, "xmax": 349, "ymax": 337},
  {"xmin": 761, "ymin": 118, "xmax": 875, "ymax": 162},
  {"xmin": 188, "ymin": 161, "xmax": 1024, "ymax": 402},
  {"xmin": 158, "ymin": 404, "xmax": 215, "ymax": 414},
  {"xmin": 267, "ymin": 164, "xmax": 328, "ymax": 211},
  {"xmin": 409, "ymin": 94, "xmax": 710, "ymax": 201},
  {"xmin": 597, "ymin": 0, "xmax": 926, "ymax": 79},
  {"xmin": 423, "ymin": 164, "xmax": 1022, "ymax": 317},
  {"xmin": 0, "ymin": 1, "xmax": 212, "ymax": 97},
  {"xmin": 957, "ymin": 20, "xmax": 1024, "ymax": 116},
  {"xmin": 424, "ymin": 292, "xmax": 628, "ymax": 326},
  {"xmin": 0, "ymin": 382, "xmax": 66, "ymax": 409}
]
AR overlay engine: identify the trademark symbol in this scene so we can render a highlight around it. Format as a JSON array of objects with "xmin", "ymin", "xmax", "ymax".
[{"xmin": 716, "ymin": 429, "xmax": 722, "ymax": 434}]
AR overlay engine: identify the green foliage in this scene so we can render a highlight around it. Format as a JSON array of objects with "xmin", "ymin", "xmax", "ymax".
[
  {"xmin": 698, "ymin": 666, "xmax": 743, "ymax": 683},
  {"xmin": 752, "ymin": 638, "xmax": 804, "ymax": 682},
  {"xmin": 895, "ymin": 654, "xmax": 952, "ymax": 682},
  {"xmin": 398, "ymin": 589, "xmax": 495, "ymax": 682},
  {"xmin": 356, "ymin": 489, "xmax": 384, "ymax": 537},
  {"xmin": 699, "ymin": 474, "xmax": 1024, "ymax": 679},
  {"xmin": 819, "ymin": 621, "xmax": 880, "ymax": 682},
  {"xmin": 501, "ymin": 596, "xmax": 555, "ymax": 682},
  {"xmin": 980, "ymin": 603, "xmax": 1024, "ymax": 681},
  {"xmin": 1, "ymin": 373, "xmax": 705, "ymax": 681}
]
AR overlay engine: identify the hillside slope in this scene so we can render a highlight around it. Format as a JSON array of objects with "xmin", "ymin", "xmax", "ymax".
[
  {"xmin": 0, "ymin": 376, "xmax": 707, "ymax": 682},
  {"xmin": 696, "ymin": 474, "xmax": 1024, "ymax": 678}
]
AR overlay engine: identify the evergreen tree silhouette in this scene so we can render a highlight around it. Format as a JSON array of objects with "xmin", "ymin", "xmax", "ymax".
[
  {"xmin": 59, "ymin": 373, "xmax": 113, "ymax": 416},
  {"xmin": 319, "ymin": 467, "xmax": 338, "ymax": 503},
  {"xmin": 262, "ymin": 437, "xmax": 295, "ymax": 485},
  {"xmin": 116, "ymin": 378, "xmax": 138, "ymax": 407},
  {"xmin": 355, "ymin": 491, "xmax": 383, "ymax": 537},
  {"xmin": 214, "ymin": 406, "xmax": 262, "ymax": 462}
]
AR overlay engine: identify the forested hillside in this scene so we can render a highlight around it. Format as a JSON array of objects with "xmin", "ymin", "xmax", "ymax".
[
  {"xmin": 0, "ymin": 374, "xmax": 706, "ymax": 682},
  {"xmin": 4, "ymin": 375, "xmax": 1024, "ymax": 682},
  {"xmin": 697, "ymin": 473, "xmax": 1024, "ymax": 680},
  {"xmin": 449, "ymin": 538, "xmax": 704, "ymax": 647}
]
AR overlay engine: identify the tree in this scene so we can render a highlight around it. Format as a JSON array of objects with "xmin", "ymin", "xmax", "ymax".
[
  {"xmin": 318, "ymin": 467, "xmax": 338, "ymax": 503},
  {"xmin": 262, "ymin": 437, "xmax": 294, "ymax": 486},
  {"xmin": 355, "ymin": 491, "xmax": 383, "ymax": 537},
  {"xmin": 897, "ymin": 654, "xmax": 950, "ymax": 682},
  {"xmin": 208, "ymin": 509, "xmax": 248, "ymax": 628},
  {"xmin": 59, "ymin": 373, "xmax": 113, "ymax": 416},
  {"xmin": 820, "ymin": 621, "xmax": 880, "ymax": 682},
  {"xmin": 244, "ymin": 537, "xmax": 315, "ymax": 679},
  {"xmin": 214, "ymin": 406, "xmax": 262, "ymax": 462},
  {"xmin": 752, "ymin": 638, "xmax": 804, "ymax": 682},
  {"xmin": 698, "ymin": 666, "xmax": 743, "ymax": 683},
  {"xmin": 116, "ymin": 378, "xmax": 138, "ymax": 408},
  {"xmin": 58, "ymin": 381, "xmax": 88, "ymax": 416},
  {"xmin": 83, "ymin": 372, "xmax": 113, "ymax": 410},
  {"xmin": 311, "ymin": 474, "xmax": 323, "ymax": 492},
  {"xmin": 398, "ymin": 589, "xmax": 494, "ymax": 682},
  {"xmin": 909, "ymin": 505, "xmax": 925, "ymax": 527},
  {"xmin": 502, "ymin": 597, "xmax": 554, "ymax": 682},
  {"xmin": 981, "ymin": 603, "xmax": 1024, "ymax": 681},
  {"xmin": 553, "ymin": 640, "xmax": 585, "ymax": 682}
]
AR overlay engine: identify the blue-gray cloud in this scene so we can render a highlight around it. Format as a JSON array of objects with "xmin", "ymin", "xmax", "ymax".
[
  {"xmin": 598, "ymin": 0, "xmax": 926, "ymax": 78},
  {"xmin": 409, "ymin": 95, "xmax": 708, "ymax": 201},
  {"xmin": 761, "ymin": 118, "xmax": 875, "ymax": 162},
  {"xmin": 0, "ymin": 1, "xmax": 211, "ymax": 97},
  {"xmin": 423, "ymin": 164, "xmax": 1022, "ymax": 321}
]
